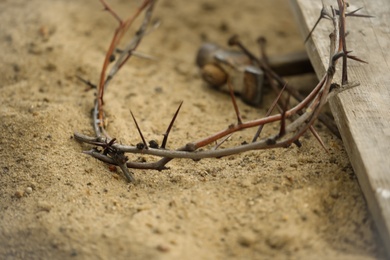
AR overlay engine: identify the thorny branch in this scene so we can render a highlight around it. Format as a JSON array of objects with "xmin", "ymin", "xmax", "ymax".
[{"xmin": 74, "ymin": 0, "xmax": 370, "ymax": 182}]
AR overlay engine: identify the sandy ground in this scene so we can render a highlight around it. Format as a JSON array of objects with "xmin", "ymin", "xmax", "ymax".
[{"xmin": 0, "ymin": 0, "xmax": 387, "ymax": 259}]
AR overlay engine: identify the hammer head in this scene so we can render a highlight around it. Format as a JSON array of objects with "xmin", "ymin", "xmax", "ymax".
[{"xmin": 196, "ymin": 43, "xmax": 264, "ymax": 106}]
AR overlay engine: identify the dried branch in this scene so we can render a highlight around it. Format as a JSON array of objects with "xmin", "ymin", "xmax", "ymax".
[
  {"xmin": 96, "ymin": 0, "xmax": 156, "ymax": 130},
  {"xmin": 74, "ymin": 0, "xmax": 368, "ymax": 182}
]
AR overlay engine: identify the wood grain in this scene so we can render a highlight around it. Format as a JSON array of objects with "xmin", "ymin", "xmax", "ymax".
[{"xmin": 290, "ymin": 0, "xmax": 390, "ymax": 254}]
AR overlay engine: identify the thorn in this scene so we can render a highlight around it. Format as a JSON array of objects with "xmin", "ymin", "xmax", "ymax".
[
  {"xmin": 132, "ymin": 51, "xmax": 158, "ymax": 61},
  {"xmin": 304, "ymin": 3, "xmax": 331, "ymax": 43},
  {"xmin": 76, "ymin": 75, "xmax": 97, "ymax": 91},
  {"xmin": 130, "ymin": 111, "xmax": 148, "ymax": 149},
  {"xmin": 227, "ymin": 79, "xmax": 243, "ymax": 125},
  {"xmin": 278, "ymin": 93, "xmax": 290, "ymax": 138},
  {"xmin": 143, "ymin": 18, "xmax": 161, "ymax": 37},
  {"xmin": 341, "ymin": 7, "xmax": 374, "ymax": 18},
  {"xmin": 293, "ymin": 139, "xmax": 302, "ymax": 148},
  {"xmin": 309, "ymin": 126, "xmax": 328, "ymax": 153},
  {"xmin": 304, "ymin": 16, "xmax": 322, "ymax": 43},
  {"xmin": 116, "ymin": 48, "xmax": 158, "ymax": 61},
  {"xmin": 99, "ymin": 0, "xmax": 123, "ymax": 24},
  {"xmin": 103, "ymin": 138, "xmax": 116, "ymax": 155},
  {"xmin": 347, "ymin": 54, "xmax": 368, "ymax": 64},
  {"xmin": 107, "ymin": 138, "xmax": 116, "ymax": 146},
  {"xmin": 213, "ymin": 134, "xmax": 232, "ymax": 150},
  {"xmin": 253, "ymin": 84, "xmax": 287, "ymax": 142},
  {"xmin": 161, "ymin": 101, "xmax": 183, "ymax": 149}
]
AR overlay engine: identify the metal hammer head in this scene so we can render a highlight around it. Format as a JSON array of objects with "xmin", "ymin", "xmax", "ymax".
[{"xmin": 196, "ymin": 43, "xmax": 264, "ymax": 106}]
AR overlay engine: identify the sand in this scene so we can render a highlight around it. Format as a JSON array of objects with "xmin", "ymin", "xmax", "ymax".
[{"xmin": 0, "ymin": 0, "xmax": 386, "ymax": 259}]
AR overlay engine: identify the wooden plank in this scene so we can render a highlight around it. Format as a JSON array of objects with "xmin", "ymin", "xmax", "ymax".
[{"xmin": 290, "ymin": 0, "xmax": 390, "ymax": 254}]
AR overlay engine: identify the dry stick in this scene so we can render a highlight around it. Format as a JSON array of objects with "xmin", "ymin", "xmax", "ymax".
[
  {"xmin": 266, "ymin": 4, "xmax": 372, "ymax": 136},
  {"xmin": 97, "ymin": 0, "xmax": 154, "ymax": 129},
  {"xmin": 75, "ymin": 60, "xmax": 329, "ymax": 159},
  {"xmin": 307, "ymin": 1, "xmax": 372, "ymax": 85},
  {"xmin": 79, "ymin": 67, "xmax": 335, "ymax": 159},
  {"xmin": 75, "ymin": 65, "xmax": 329, "ymax": 156},
  {"xmin": 92, "ymin": 0, "xmax": 156, "ymax": 138},
  {"xmin": 257, "ymin": 37, "xmax": 328, "ymax": 145},
  {"xmin": 75, "ymin": 67, "xmax": 333, "ymax": 162},
  {"xmin": 337, "ymin": 0, "xmax": 348, "ymax": 85},
  {"xmin": 241, "ymin": 34, "xmax": 341, "ymax": 138},
  {"xmin": 188, "ymin": 60, "xmax": 330, "ymax": 149},
  {"xmin": 75, "ymin": 1, "xmax": 352, "ymax": 179},
  {"xmin": 75, "ymin": 69, "xmax": 331, "ymax": 159},
  {"xmin": 305, "ymin": 4, "xmax": 372, "ymax": 44},
  {"xmin": 256, "ymin": 37, "xmax": 325, "ymax": 149},
  {"xmin": 335, "ymin": 1, "xmax": 368, "ymax": 84},
  {"xmin": 267, "ymin": 69, "xmax": 340, "ymax": 138}
]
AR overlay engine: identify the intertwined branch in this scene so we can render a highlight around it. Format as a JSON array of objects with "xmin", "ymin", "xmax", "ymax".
[{"xmin": 74, "ymin": 0, "xmax": 369, "ymax": 182}]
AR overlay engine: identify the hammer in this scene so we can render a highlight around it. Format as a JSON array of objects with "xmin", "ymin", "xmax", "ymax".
[{"xmin": 196, "ymin": 43, "xmax": 313, "ymax": 106}]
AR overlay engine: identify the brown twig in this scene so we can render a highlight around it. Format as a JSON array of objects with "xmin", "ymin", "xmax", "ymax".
[
  {"xmin": 97, "ymin": 0, "xmax": 155, "ymax": 129},
  {"xmin": 74, "ymin": 0, "xmax": 368, "ymax": 182},
  {"xmin": 245, "ymin": 33, "xmax": 341, "ymax": 138}
]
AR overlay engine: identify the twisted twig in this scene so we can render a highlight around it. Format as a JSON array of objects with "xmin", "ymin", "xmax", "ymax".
[{"xmin": 74, "ymin": 0, "xmax": 368, "ymax": 182}]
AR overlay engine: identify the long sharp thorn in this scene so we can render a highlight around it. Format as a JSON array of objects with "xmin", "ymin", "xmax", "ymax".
[
  {"xmin": 227, "ymin": 79, "xmax": 243, "ymax": 125},
  {"xmin": 304, "ymin": 3, "xmax": 329, "ymax": 43},
  {"xmin": 294, "ymin": 139, "xmax": 302, "ymax": 148},
  {"xmin": 346, "ymin": 7, "xmax": 363, "ymax": 15},
  {"xmin": 76, "ymin": 75, "xmax": 97, "ymax": 90},
  {"xmin": 213, "ymin": 134, "xmax": 232, "ymax": 150},
  {"xmin": 116, "ymin": 48, "xmax": 157, "ymax": 61},
  {"xmin": 347, "ymin": 55, "xmax": 368, "ymax": 64},
  {"xmin": 309, "ymin": 126, "xmax": 328, "ymax": 153},
  {"xmin": 304, "ymin": 15, "xmax": 322, "ymax": 43},
  {"xmin": 347, "ymin": 13, "xmax": 374, "ymax": 18},
  {"xmin": 161, "ymin": 101, "xmax": 183, "ymax": 149},
  {"xmin": 278, "ymin": 94, "xmax": 290, "ymax": 138},
  {"xmin": 345, "ymin": 8, "xmax": 374, "ymax": 18},
  {"xmin": 130, "ymin": 111, "xmax": 148, "ymax": 149},
  {"xmin": 253, "ymin": 84, "xmax": 287, "ymax": 142}
]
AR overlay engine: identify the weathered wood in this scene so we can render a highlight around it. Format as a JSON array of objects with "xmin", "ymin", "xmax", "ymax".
[{"xmin": 290, "ymin": 0, "xmax": 390, "ymax": 254}]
